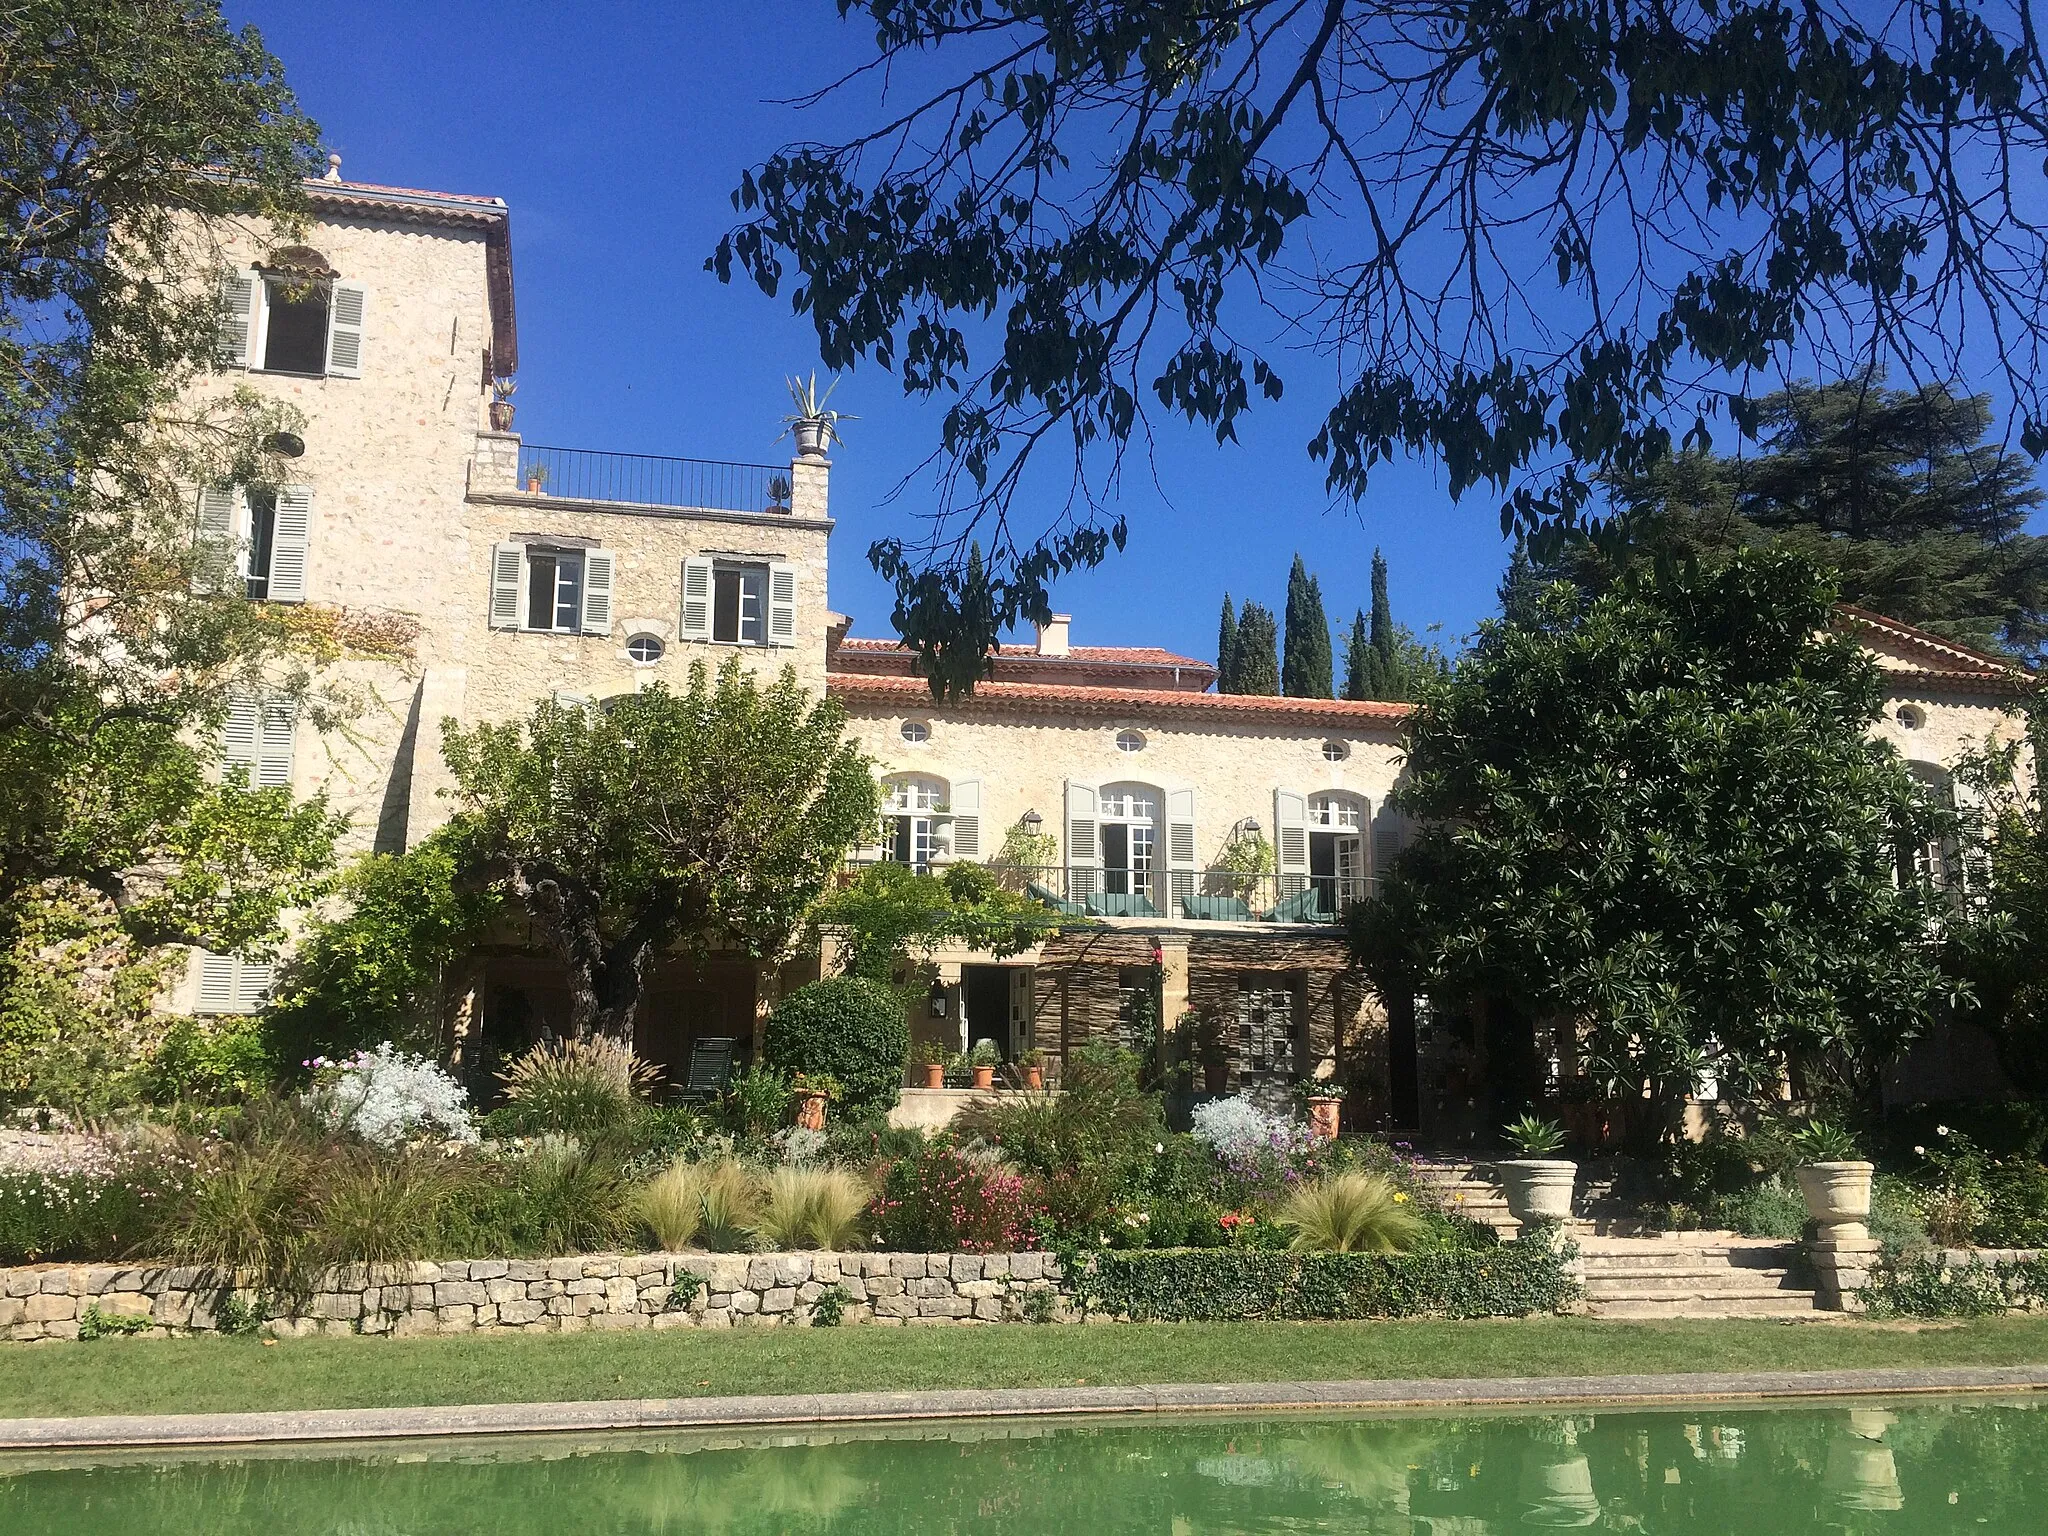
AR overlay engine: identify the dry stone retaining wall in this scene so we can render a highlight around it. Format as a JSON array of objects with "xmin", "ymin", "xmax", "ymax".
[{"xmin": 0, "ymin": 1251, "xmax": 1065, "ymax": 1342}]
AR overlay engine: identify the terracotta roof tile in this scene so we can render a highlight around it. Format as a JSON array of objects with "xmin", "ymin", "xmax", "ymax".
[
  {"xmin": 828, "ymin": 671, "xmax": 1409, "ymax": 727},
  {"xmin": 1834, "ymin": 605, "xmax": 2031, "ymax": 679}
]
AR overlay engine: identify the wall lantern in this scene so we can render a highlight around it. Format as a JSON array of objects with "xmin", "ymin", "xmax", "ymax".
[
  {"xmin": 265, "ymin": 431, "xmax": 306, "ymax": 458},
  {"xmin": 929, "ymin": 980, "xmax": 948, "ymax": 1018},
  {"xmin": 1019, "ymin": 808, "xmax": 1043, "ymax": 834}
]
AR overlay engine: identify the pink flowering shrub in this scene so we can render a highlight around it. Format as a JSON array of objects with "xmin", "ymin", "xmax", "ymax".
[
  {"xmin": 870, "ymin": 1142, "xmax": 1046, "ymax": 1252},
  {"xmin": 0, "ymin": 1142, "xmax": 196, "ymax": 1263}
]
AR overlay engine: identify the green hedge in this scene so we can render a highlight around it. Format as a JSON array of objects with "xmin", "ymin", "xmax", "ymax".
[{"xmin": 1066, "ymin": 1240, "xmax": 1579, "ymax": 1322}]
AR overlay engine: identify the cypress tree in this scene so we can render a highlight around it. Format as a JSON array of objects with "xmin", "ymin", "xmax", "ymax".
[
  {"xmin": 1216, "ymin": 594, "xmax": 1240, "ymax": 693},
  {"xmin": 1282, "ymin": 554, "xmax": 1334, "ymax": 697},
  {"xmin": 1368, "ymin": 548, "xmax": 1395, "ymax": 682},
  {"xmin": 1233, "ymin": 602, "xmax": 1280, "ymax": 694},
  {"xmin": 1341, "ymin": 609, "xmax": 1373, "ymax": 700},
  {"xmin": 1498, "ymin": 541, "xmax": 1543, "ymax": 626}
]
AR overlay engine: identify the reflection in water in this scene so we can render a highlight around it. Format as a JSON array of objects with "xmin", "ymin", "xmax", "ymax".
[{"xmin": 1, "ymin": 1397, "xmax": 2044, "ymax": 1533}]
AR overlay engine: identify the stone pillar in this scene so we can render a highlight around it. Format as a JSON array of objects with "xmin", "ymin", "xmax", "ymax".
[
  {"xmin": 470, "ymin": 430, "xmax": 521, "ymax": 492},
  {"xmin": 789, "ymin": 454, "xmax": 830, "ymax": 520},
  {"xmin": 1157, "ymin": 939, "xmax": 1189, "ymax": 1078},
  {"xmin": 1810, "ymin": 1236, "xmax": 1883, "ymax": 1312}
]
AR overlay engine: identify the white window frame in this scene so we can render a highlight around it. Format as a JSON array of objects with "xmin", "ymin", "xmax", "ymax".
[
  {"xmin": 679, "ymin": 556, "xmax": 796, "ymax": 647},
  {"xmin": 490, "ymin": 542, "xmax": 613, "ymax": 636},
  {"xmin": 883, "ymin": 775, "xmax": 947, "ymax": 871},
  {"xmin": 526, "ymin": 546, "xmax": 586, "ymax": 633},
  {"xmin": 1098, "ymin": 783, "xmax": 1162, "ymax": 901},
  {"xmin": 228, "ymin": 271, "xmax": 368, "ymax": 379},
  {"xmin": 194, "ymin": 950, "xmax": 274, "ymax": 1015}
]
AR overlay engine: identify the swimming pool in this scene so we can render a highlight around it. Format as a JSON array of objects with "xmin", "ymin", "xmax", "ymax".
[{"xmin": 3, "ymin": 1396, "xmax": 2041, "ymax": 1531}]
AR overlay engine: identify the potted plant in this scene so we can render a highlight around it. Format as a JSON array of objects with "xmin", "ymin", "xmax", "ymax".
[
  {"xmin": 1494, "ymin": 1114, "xmax": 1577, "ymax": 1226},
  {"xmin": 765, "ymin": 473, "xmax": 793, "ymax": 513},
  {"xmin": 967, "ymin": 1038, "xmax": 1002, "ymax": 1091},
  {"xmin": 488, "ymin": 375, "xmax": 516, "ymax": 432},
  {"xmin": 912, "ymin": 1039, "xmax": 948, "ymax": 1091},
  {"xmin": 1020, "ymin": 1048, "xmax": 1046, "ymax": 1092},
  {"xmin": 789, "ymin": 1072, "xmax": 839, "ymax": 1131},
  {"xmin": 1302, "ymin": 1078, "xmax": 1345, "ymax": 1142},
  {"xmin": 522, "ymin": 461, "xmax": 548, "ymax": 495},
  {"xmin": 1791, "ymin": 1120, "xmax": 1873, "ymax": 1238},
  {"xmin": 783, "ymin": 371, "xmax": 856, "ymax": 459}
]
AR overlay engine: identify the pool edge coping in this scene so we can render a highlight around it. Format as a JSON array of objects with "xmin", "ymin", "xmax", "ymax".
[{"xmin": 6, "ymin": 1365, "xmax": 2048, "ymax": 1451}]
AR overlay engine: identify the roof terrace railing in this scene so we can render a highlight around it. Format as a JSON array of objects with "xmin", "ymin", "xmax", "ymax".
[
  {"xmin": 837, "ymin": 856, "xmax": 1374, "ymax": 926},
  {"xmin": 515, "ymin": 444, "xmax": 792, "ymax": 516}
]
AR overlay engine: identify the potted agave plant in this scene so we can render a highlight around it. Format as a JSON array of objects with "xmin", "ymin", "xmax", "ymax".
[
  {"xmin": 1495, "ymin": 1114, "xmax": 1577, "ymax": 1227},
  {"xmin": 783, "ymin": 370, "xmax": 856, "ymax": 459},
  {"xmin": 488, "ymin": 375, "xmax": 516, "ymax": 432},
  {"xmin": 789, "ymin": 1072, "xmax": 839, "ymax": 1132},
  {"xmin": 967, "ymin": 1038, "xmax": 1003, "ymax": 1091},
  {"xmin": 1791, "ymin": 1120, "xmax": 1873, "ymax": 1240}
]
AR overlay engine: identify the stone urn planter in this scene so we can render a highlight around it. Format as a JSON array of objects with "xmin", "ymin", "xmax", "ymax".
[
  {"xmin": 1305, "ymin": 1094, "xmax": 1343, "ymax": 1143},
  {"xmin": 1517, "ymin": 1451, "xmax": 1600, "ymax": 1527},
  {"xmin": 488, "ymin": 399, "xmax": 515, "ymax": 432},
  {"xmin": 923, "ymin": 1062, "xmax": 946, "ymax": 1091},
  {"xmin": 1795, "ymin": 1161, "xmax": 1874, "ymax": 1240},
  {"xmin": 792, "ymin": 417, "xmax": 831, "ymax": 458},
  {"xmin": 1495, "ymin": 1159, "xmax": 1578, "ymax": 1225},
  {"xmin": 792, "ymin": 1090, "xmax": 828, "ymax": 1132}
]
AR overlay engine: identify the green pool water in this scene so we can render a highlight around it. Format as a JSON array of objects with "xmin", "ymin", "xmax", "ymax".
[{"xmin": 2, "ymin": 1397, "xmax": 2043, "ymax": 1532}]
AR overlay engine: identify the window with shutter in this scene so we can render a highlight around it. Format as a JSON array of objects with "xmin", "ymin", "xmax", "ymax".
[
  {"xmin": 680, "ymin": 557, "xmax": 714, "ymax": 640},
  {"xmin": 581, "ymin": 550, "xmax": 615, "ymax": 635},
  {"xmin": 218, "ymin": 270, "xmax": 257, "ymax": 366},
  {"xmin": 1065, "ymin": 781, "xmax": 1101, "ymax": 900},
  {"xmin": 1274, "ymin": 789, "xmax": 1309, "ymax": 895},
  {"xmin": 192, "ymin": 484, "xmax": 240, "ymax": 594},
  {"xmin": 265, "ymin": 487, "xmax": 312, "ymax": 602},
  {"xmin": 490, "ymin": 542, "xmax": 525, "ymax": 629},
  {"xmin": 1166, "ymin": 788, "xmax": 1198, "ymax": 907},
  {"xmin": 951, "ymin": 779, "xmax": 982, "ymax": 860},
  {"xmin": 325, "ymin": 281, "xmax": 367, "ymax": 377},
  {"xmin": 221, "ymin": 694, "xmax": 260, "ymax": 779},
  {"xmin": 767, "ymin": 561, "xmax": 798, "ymax": 644},
  {"xmin": 255, "ymin": 698, "xmax": 297, "ymax": 789},
  {"xmin": 196, "ymin": 952, "xmax": 237, "ymax": 1013}
]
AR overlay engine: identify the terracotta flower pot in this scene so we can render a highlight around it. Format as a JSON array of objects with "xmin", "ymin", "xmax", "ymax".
[
  {"xmin": 1305, "ymin": 1095, "xmax": 1342, "ymax": 1142},
  {"xmin": 1496, "ymin": 1159, "xmax": 1578, "ymax": 1225},
  {"xmin": 1024, "ymin": 1065, "xmax": 1044, "ymax": 1091},
  {"xmin": 923, "ymin": 1063, "xmax": 945, "ymax": 1090},
  {"xmin": 793, "ymin": 1091, "xmax": 828, "ymax": 1132},
  {"xmin": 1796, "ymin": 1161, "xmax": 1874, "ymax": 1241},
  {"xmin": 971, "ymin": 1065, "xmax": 995, "ymax": 1091}
]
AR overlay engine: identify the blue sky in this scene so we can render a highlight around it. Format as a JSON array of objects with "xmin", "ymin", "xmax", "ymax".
[
  {"xmin": 226, "ymin": 0, "xmax": 1513, "ymax": 665},
  {"xmin": 227, "ymin": 1, "xmax": 2035, "ymax": 669}
]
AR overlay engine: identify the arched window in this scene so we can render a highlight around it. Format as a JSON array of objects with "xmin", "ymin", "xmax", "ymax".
[
  {"xmin": 883, "ymin": 774, "xmax": 948, "ymax": 871},
  {"xmin": 1902, "ymin": 761, "xmax": 1981, "ymax": 903},
  {"xmin": 1097, "ymin": 782, "xmax": 1162, "ymax": 907},
  {"xmin": 1308, "ymin": 791, "xmax": 1371, "ymax": 912}
]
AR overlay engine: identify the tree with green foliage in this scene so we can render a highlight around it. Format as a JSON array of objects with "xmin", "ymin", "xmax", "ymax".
[
  {"xmin": 1340, "ymin": 609, "xmax": 1372, "ymax": 702},
  {"xmin": 1344, "ymin": 549, "xmax": 1448, "ymax": 702},
  {"xmin": 1215, "ymin": 596, "xmax": 1239, "ymax": 693},
  {"xmin": 438, "ymin": 661, "xmax": 880, "ymax": 1041},
  {"xmin": 0, "ymin": 3, "xmax": 336, "ymax": 959},
  {"xmin": 1282, "ymin": 555, "xmax": 1333, "ymax": 698},
  {"xmin": 715, "ymin": 1, "xmax": 2048, "ymax": 696},
  {"xmin": 1354, "ymin": 550, "xmax": 1960, "ymax": 1136},
  {"xmin": 810, "ymin": 860, "xmax": 1055, "ymax": 985},
  {"xmin": 264, "ymin": 832, "xmax": 506, "ymax": 1067},
  {"xmin": 1497, "ymin": 543, "xmax": 1544, "ymax": 628},
  {"xmin": 763, "ymin": 977, "xmax": 912, "ymax": 1116},
  {"xmin": 1231, "ymin": 602, "xmax": 1280, "ymax": 695},
  {"xmin": 1546, "ymin": 375, "xmax": 2048, "ymax": 657}
]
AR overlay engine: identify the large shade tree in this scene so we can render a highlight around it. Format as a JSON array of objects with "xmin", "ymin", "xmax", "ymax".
[
  {"xmin": 1542, "ymin": 373, "xmax": 2048, "ymax": 658},
  {"xmin": 438, "ymin": 662, "xmax": 881, "ymax": 1041},
  {"xmin": 715, "ymin": 0, "xmax": 2048, "ymax": 695},
  {"xmin": 0, "ymin": 2, "xmax": 338, "ymax": 954},
  {"xmin": 1353, "ymin": 550, "xmax": 1960, "ymax": 1135}
]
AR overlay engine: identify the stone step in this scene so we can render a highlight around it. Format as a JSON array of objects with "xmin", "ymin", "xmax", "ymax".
[
  {"xmin": 1581, "ymin": 1250, "xmax": 1797, "ymax": 1274},
  {"xmin": 1582, "ymin": 1276, "xmax": 1803, "ymax": 1300},
  {"xmin": 1586, "ymin": 1294, "xmax": 1822, "ymax": 1320}
]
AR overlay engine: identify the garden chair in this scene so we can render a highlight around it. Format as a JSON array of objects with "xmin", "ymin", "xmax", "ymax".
[
  {"xmin": 1088, "ymin": 891, "xmax": 1162, "ymax": 918},
  {"xmin": 1026, "ymin": 880, "xmax": 1088, "ymax": 916},
  {"xmin": 1262, "ymin": 886, "xmax": 1329, "ymax": 924},
  {"xmin": 674, "ymin": 1036, "xmax": 737, "ymax": 1103},
  {"xmin": 1178, "ymin": 892, "xmax": 1252, "ymax": 921}
]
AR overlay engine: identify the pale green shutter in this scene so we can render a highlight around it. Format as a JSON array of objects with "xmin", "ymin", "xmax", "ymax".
[
  {"xmin": 218, "ymin": 270, "xmax": 256, "ymax": 366},
  {"xmin": 325, "ymin": 281, "xmax": 367, "ymax": 377},
  {"xmin": 490, "ymin": 542, "xmax": 525, "ymax": 629},
  {"xmin": 255, "ymin": 697, "xmax": 298, "ymax": 789},
  {"xmin": 581, "ymin": 549, "xmax": 615, "ymax": 635},
  {"xmin": 951, "ymin": 779, "xmax": 981, "ymax": 860},
  {"xmin": 221, "ymin": 693, "xmax": 259, "ymax": 780},
  {"xmin": 1065, "ymin": 781, "xmax": 1100, "ymax": 901},
  {"xmin": 193, "ymin": 484, "xmax": 240, "ymax": 594},
  {"xmin": 680, "ymin": 557, "xmax": 714, "ymax": 640},
  {"xmin": 767, "ymin": 561, "xmax": 798, "ymax": 645},
  {"xmin": 267, "ymin": 486, "xmax": 312, "ymax": 602}
]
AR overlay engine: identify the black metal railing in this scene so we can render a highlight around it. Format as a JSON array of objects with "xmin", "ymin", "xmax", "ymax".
[
  {"xmin": 838, "ymin": 857, "xmax": 1372, "ymax": 925},
  {"xmin": 514, "ymin": 445, "xmax": 792, "ymax": 515}
]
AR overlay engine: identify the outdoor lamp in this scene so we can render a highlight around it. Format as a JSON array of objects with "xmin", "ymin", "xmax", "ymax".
[
  {"xmin": 266, "ymin": 431, "xmax": 306, "ymax": 458},
  {"xmin": 1019, "ymin": 808, "xmax": 1043, "ymax": 834},
  {"xmin": 929, "ymin": 980, "xmax": 948, "ymax": 1018}
]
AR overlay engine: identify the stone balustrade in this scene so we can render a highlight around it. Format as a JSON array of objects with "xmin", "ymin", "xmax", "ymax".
[{"xmin": 0, "ymin": 1251, "xmax": 1066, "ymax": 1342}]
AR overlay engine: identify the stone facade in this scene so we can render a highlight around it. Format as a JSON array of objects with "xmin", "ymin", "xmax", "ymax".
[{"xmin": 0, "ymin": 1252, "xmax": 1066, "ymax": 1342}]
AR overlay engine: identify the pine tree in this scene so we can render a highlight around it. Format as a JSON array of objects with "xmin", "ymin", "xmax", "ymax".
[
  {"xmin": 1216, "ymin": 595, "xmax": 1240, "ymax": 693},
  {"xmin": 1282, "ymin": 555, "xmax": 1334, "ymax": 697},
  {"xmin": 1233, "ymin": 602, "xmax": 1280, "ymax": 694},
  {"xmin": 1498, "ymin": 542, "xmax": 1543, "ymax": 626},
  {"xmin": 1341, "ymin": 609, "xmax": 1372, "ymax": 700}
]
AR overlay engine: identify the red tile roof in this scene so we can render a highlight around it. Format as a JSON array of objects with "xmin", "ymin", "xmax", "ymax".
[
  {"xmin": 836, "ymin": 637, "xmax": 1211, "ymax": 669},
  {"xmin": 1835, "ymin": 606, "xmax": 2032, "ymax": 679},
  {"xmin": 828, "ymin": 671, "xmax": 1410, "ymax": 727}
]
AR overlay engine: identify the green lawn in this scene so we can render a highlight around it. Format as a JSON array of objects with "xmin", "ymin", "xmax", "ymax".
[{"xmin": 3, "ymin": 1316, "xmax": 2048, "ymax": 1421}]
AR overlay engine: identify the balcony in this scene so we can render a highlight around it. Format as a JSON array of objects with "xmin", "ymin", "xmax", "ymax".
[
  {"xmin": 841, "ymin": 857, "xmax": 1373, "ymax": 926},
  {"xmin": 514, "ymin": 444, "xmax": 792, "ymax": 516}
]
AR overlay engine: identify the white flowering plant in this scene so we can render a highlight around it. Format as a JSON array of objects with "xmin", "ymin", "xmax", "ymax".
[
  {"xmin": 1190, "ymin": 1093, "xmax": 1316, "ymax": 1186},
  {"xmin": 304, "ymin": 1043, "xmax": 477, "ymax": 1148}
]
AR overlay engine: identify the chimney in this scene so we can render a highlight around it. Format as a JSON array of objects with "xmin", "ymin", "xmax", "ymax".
[{"xmin": 1035, "ymin": 614, "xmax": 1072, "ymax": 657}]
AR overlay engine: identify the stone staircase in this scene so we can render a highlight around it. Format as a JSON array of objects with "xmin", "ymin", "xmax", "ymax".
[
  {"xmin": 1578, "ymin": 1235, "xmax": 1820, "ymax": 1319},
  {"xmin": 1405, "ymin": 1156, "xmax": 1823, "ymax": 1319}
]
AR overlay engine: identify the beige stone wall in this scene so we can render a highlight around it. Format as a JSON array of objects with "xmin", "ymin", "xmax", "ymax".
[{"xmin": 841, "ymin": 704, "xmax": 1409, "ymax": 872}]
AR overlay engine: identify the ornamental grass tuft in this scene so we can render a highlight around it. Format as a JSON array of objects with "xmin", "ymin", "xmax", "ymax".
[
  {"xmin": 695, "ymin": 1159, "xmax": 762, "ymax": 1252},
  {"xmin": 497, "ymin": 1036, "xmax": 660, "ymax": 1135},
  {"xmin": 636, "ymin": 1158, "xmax": 709, "ymax": 1251},
  {"xmin": 1276, "ymin": 1171, "xmax": 1423, "ymax": 1254},
  {"xmin": 311, "ymin": 1152, "xmax": 450, "ymax": 1269},
  {"xmin": 755, "ymin": 1166, "xmax": 870, "ymax": 1251}
]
